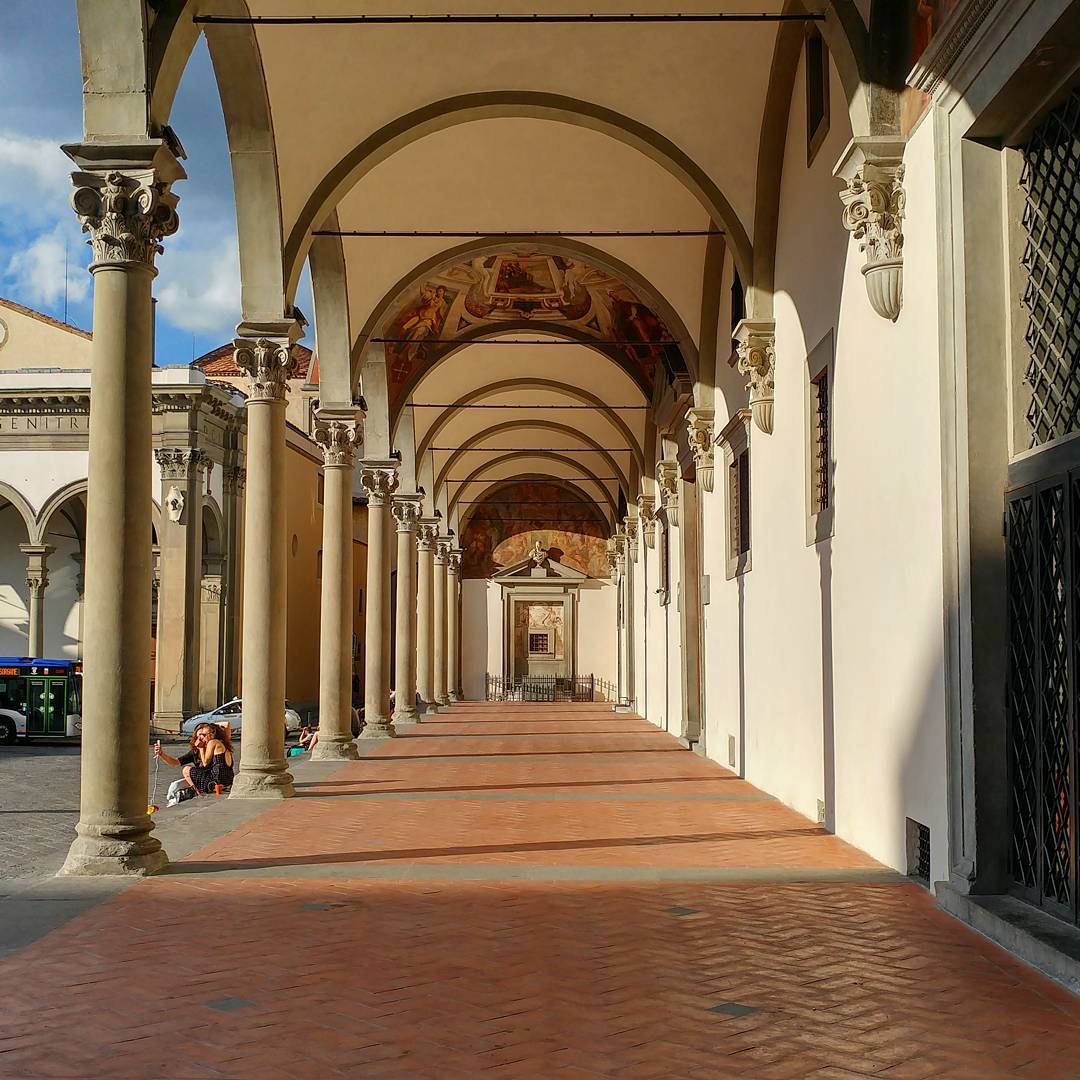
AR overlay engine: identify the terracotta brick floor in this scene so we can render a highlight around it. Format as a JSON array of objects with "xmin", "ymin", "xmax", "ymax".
[{"xmin": 2, "ymin": 703, "xmax": 1080, "ymax": 1078}]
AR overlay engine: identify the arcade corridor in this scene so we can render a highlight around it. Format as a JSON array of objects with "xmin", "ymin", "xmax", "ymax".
[{"xmin": 1, "ymin": 704, "xmax": 1078, "ymax": 1076}]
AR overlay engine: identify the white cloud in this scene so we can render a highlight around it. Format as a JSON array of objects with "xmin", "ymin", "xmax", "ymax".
[
  {"xmin": 5, "ymin": 223, "xmax": 88, "ymax": 309},
  {"xmin": 0, "ymin": 131, "xmax": 72, "ymax": 227},
  {"xmin": 155, "ymin": 229, "xmax": 241, "ymax": 337}
]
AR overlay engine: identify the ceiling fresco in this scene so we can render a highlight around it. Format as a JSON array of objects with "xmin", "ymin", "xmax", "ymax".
[{"xmin": 382, "ymin": 252, "xmax": 679, "ymax": 405}]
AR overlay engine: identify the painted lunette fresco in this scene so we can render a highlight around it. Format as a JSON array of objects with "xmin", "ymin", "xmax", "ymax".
[
  {"xmin": 460, "ymin": 480, "xmax": 609, "ymax": 579},
  {"xmin": 382, "ymin": 252, "xmax": 676, "ymax": 407}
]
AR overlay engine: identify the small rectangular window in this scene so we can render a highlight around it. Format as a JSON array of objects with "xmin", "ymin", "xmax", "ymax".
[
  {"xmin": 730, "ymin": 270, "xmax": 745, "ymax": 343},
  {"xmin": 906, "ymin": 817, "xmax": 931, "ymax": 887},
  {"xmin": 805, "ymin": 27, "xmax": 830, "ymax": 165},
  {"xmin": 317, "ymin": 549, "xmax": 323, "ymax": 580},
  {"xmin": 810, "ymin": 368, "xmax": 830, "ymax": 515},
  {"xmin": 528, "ymin": 632, "xmax": 551, "ymax": 655},
  {"xmin": 730, "ymin": 449, "xmax": 751, "ymax": 557},
  {"xmin": 317, "ymin": 472, "xmax": 325, "ymax": 506}
]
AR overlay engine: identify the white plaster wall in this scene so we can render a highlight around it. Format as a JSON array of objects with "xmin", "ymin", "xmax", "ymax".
[
  {"xmin": 691, "ymin": 54, "xmax": 949, "ymax": 877},
  {"xmin": 1, "ymin": 451, "xmax": 88, "ymax": 517},
  {"xmin": 631, "ymin": 540, "xmax": 647, "ymax": 714},
  {"xmin": 0, "ymin": 506, "xmax": 30, "ymax": 655},
  {"xmin": 461, "ymin": 578, "xmax": 493, "ymax": 700},
  {"xmin": 576, "ymin": 581, "xmax": 618, "ymax": 698}
]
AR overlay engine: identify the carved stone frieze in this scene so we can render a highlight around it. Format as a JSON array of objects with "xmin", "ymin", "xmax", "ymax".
[
  {"xmin": 391, "ymin": 493, "xmax": 423, "ymax": 533},
  {"xmin": 314, "ymin": 419, "xmax": 360, "ymax": 468},
  {"xmin": 636, "ymin": 494, "xmax": 657, "ymax": 549},
  {"xmin": 686, "ymin": 407, "xmax": 716, "ymax": 492},
  {"xmin": 70, "ymin": 170, "xmax": 179, "ymax": 271},
  {"xmin": 358, "ymin": 461, "xmax": 400, "ymax": 506},
  {"xmin": 233, "ymin": 338, "xmax": 297, "ymax": 403},
  {"xmin": 656, "ymin": 461, "xmax": 680, "ymax": 529},
  {"xmin": 154, "ymin": 447, "xmax": 205, "ymax": 481},
  {"xmin": 735, "ymin": 320, "xmax": 776, "ymax": 436},
  {"xmin": 839, "ymin": 157, "xmax": 906, "ymax": 322}
]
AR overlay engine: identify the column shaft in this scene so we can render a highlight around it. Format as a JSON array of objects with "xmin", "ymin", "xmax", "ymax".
[
  {"xmin": 447, "ymin": 549, "xmax": 462, "ymax": 702},
  {"xmin": 392, "ymin": 496, "xmax": 421, "ymax": 728},
  {"xmin": 20, "ymin": 544, "xmax": 53, "ymax": 658},
  {"xmin": 62, "ymin": 261, "xmax": 165, "ymax": 873},
  {"xmin": 415, "ymin": 521, "xmax": 437, "ymax": 712},
  {"xmin": 433, "ymin": 541, "xmax": 449, "ymax": 707},
  {"xmin": 230, "ymin": 337, "xmax": 297, "ymax": 798},
  {"xmin": 313, "ymin": 417, "xmax": 361, "ymax": 760},
  {"xmin": 359, "ymin": 462, "xmax": 399, "ymax": 737}
]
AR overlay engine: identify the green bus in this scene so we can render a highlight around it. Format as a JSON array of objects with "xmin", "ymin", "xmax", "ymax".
[{"xmin": 0, "ymin": 657, "xmax": 83, "ymax": 743}]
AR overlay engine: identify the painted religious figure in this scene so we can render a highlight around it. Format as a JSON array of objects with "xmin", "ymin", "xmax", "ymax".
[{"xmin": 385, "ymin": 282, "xmax": 454, "ymax": 396}]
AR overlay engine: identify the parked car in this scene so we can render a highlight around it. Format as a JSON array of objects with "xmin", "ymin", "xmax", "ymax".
[{"xmin": 180, "ymin": 698, "xmax": 302, "ymax": 738}]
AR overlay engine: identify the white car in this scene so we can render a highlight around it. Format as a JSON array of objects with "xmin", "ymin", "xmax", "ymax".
[{"xmin": 179, "ymin": 698, "xmax": 302, "ymax": 738}]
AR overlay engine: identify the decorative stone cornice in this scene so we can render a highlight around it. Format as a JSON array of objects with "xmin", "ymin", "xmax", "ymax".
[
  {"xmin": 70, "ymin": 169, "xmax": 179, "ymax": 272},
  {"xmin": 314, "ymin": 418, "xmax": 360, "ymax": 468},
  {"xmin": 686, "ymin": 407, "xmax": 716, "ymax": 492},
  {"xmin": 391, "ymin": 493, "xmax": 423, "ymax": 532},
  {"xmin": 734, "ymin": 319, "xmax": 776, "ymax": 436},
  {"xmin": 656, "ymin": 461, "xmax": 680, "ymax": 529},
  {"xmin": 234, "ymin": 338, "xmax": 297, "ymax": 403},
  {"xmin": 358, "ymin": 459, "xmax": 400, "ymax": 506},
  {"xmin": 636, "ymin": 494, "xmax": 656, "ymax": 549},
  {"xmin": 416, "ymin": 518, "xmax": 440, "ymax": 552},
  {"xmin": 837, "ymin": 141, "xmax": 906, "ymax": 323},
  {"xmin": 907, "ymin": 0, "xmax": 1002, "ymax": 98}
]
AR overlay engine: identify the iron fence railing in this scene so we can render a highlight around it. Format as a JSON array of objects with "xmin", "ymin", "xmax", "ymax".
[{"xmin": 484, "ymin": 674, "xmax": 615, "ymax": 702}]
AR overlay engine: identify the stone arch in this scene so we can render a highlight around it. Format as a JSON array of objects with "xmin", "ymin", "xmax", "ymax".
[
  {"xmin": 413, "ymin": 378, "xmax": 645, "ymax": 468},
  {"xmin": 0, "ymin": 482, "xmax": 36, "ymax": 544},
  {"xmin": 284, "ymin": 91, "xmax": 755, "ymax": 305},
  {"xmin": 35, "ymin": 480, "xmax": 90, "ymax": 546},
  {"xmin": 435, "ymin": 420, "xmax": 633, "ymax": 500},
  {"xmin": 457, "ymin": 474, "xmax": 614, "ymax": 535},
  {"xmin": 448, "ymin": 452, "xmax": 621, "ymax": 521},
  {"xmin": 202, "ymin": 498, "xmax": 225, "ymax": 561}
]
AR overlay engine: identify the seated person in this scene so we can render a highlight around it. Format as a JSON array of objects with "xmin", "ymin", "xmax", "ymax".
[
  {"xmin": 154, "ymin": 722, "xmax": 234, "ymax": 801},
  {"xmin": 289, "ymin": 723, "xmax": 318, "ymax": 756}
]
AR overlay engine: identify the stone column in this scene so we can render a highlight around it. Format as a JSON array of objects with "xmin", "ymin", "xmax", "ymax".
[
  {"xmin": 359, "ymin": 460, "xmax": 400, "ymax": 737},
  {"xmin": 61, "ymin": 153, "xmax": 181, "ymax": 876},
  {"xmin": 391, "ymin": 494, "xmax": 422, "ymax": 728},
  {"xmin": 313, "ymin": 414, "xmax": 362, "ymax": 760},
  {"xmin": 446, "ymin": 547, "xmax": 463, "ymax": 702},
  {"xmin": 230, "ymin": 332, "xmax": 301, "ymax": 799},
  {"xmin": 415, "ymin": 519, "xmax": 439, "ymax": 713},
  {"xmin": 198, "ymin": 564, "xmax": 224, "ymax": 711},
  {"xmin": 220, "ymin": 462, "xmax": 245, "ymax": 700},
  {"xmin": 153, "ymin": 447, "xmax": 205, "ymax": 732},
  {"xmin": 20, "ymin": 544, "xmax": 54, "ymax": 658},
  {"xmin": 433, "ymin": 538, "xmax": 450, "ymax": 707}
]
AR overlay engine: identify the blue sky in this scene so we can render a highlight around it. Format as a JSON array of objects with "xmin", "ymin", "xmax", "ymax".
[{"xmin": 0, "ymin": 1, "xmax": 312, "ymax": 365}]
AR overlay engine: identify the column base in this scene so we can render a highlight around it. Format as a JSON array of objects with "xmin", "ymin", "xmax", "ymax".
[
  {"xmin": 151, "ymin": 710, "xmax": 185, "ymax": 737},
  {"xmin": 311, "ymin": 735, "xmax": 360, "ymax": 761},
  {"xmin": 420, "ymin": 699, "xmax": 439, "ymax": 715},
  {"xmin": 59, "ymin": 818, "xmax": 168, "ymax": 877},
  {"xmin": 360, "ymin": 716, "xmax": 396, "ymax": 738},
  {"xmin": 435, "ymin": 696, "xmax": 451, "ymax": 707},
  {"xmin": 448, "ymin": 691, "xmax": 461, "ymax": 703},
  {"xmin": 229, "ymin": 766, "xmax": 296, "ymax": 799}
]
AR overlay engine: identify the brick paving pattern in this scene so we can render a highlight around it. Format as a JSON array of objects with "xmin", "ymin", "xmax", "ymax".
[{"xmin": 2, "ymin": 703, "xmax": 1079, "ymax": 1077}]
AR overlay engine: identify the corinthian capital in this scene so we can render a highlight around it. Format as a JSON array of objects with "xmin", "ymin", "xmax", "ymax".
[
  {"xmin": 70, "ymin": 169, "xmax": 180, "ymax": 272},
  {"xmin": 234, "ymin": 338, "xmax": 297, "ymax": 403},
  {"xmin": 154, "ymin": 447, "xmax": 205, "ymax": 481},
  {"xmin": 446, "ymin": 548, "xmax": 463, "ymax": 575},
  {"xmin": 358, "ymin": 459, "xmax": 400, "ymax": 505},
  {"xmin": 636, "ymin": 494, "xmax": 656, "ymax": 549},
  {"xmin": 837, "ymin": 141, "xmax": 906, "ymax": 321},
  {"xmin": 735, "ymin": 319, "xmax": 776, "ymax": 436},
  {"xmin": 656, "ymin": 460, "xmax": 680, "ymax": 528},
  {"xmin": 686, "ymin": 407, "xmax": 716, "ymax": 492},
  {"xmin": 416, "ymin": 518, "xmax": 440, "ymax": 552},
  {"xmin": 314, "ymin": 419, "xmax": 360, "ymax": 468},
  {"xmin": 391, "ymin": 493, "xmax": 423, "ymax": 532}
]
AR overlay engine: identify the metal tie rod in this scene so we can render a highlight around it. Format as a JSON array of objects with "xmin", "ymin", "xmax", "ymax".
[
  {"xmin": 375, "ymin": 337, "xmax": 676, "ymax": 345},
  {"xmin": 195, "ymin": 13, "xmax": 824, "ymax": 25},
  {"xmin": 406, "ymin": 403, "xmax": 649, "ymax": 408},
  {"xmin": 430, "ymin": 446, "xmax": 635, "ymax": 452},
  {"xmin": 319, "ymin": 229, "xmax": 723, "ymax": 237}
]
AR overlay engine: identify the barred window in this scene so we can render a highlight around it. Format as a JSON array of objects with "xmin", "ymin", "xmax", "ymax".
[
  {"xmin": 528, "ymin": 632, "xmax": 550, "ymax": 655},
  {"xmin": 1020, "ymin": 85, "xmax": 1080, "ymax": 446},
  {"xmin": 730, "ymin": 269, "xmax": 745, "ymax": 343},
  {"xmin": 810, "ymin": 367, "xmax": 830, "ymax": 514}
]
